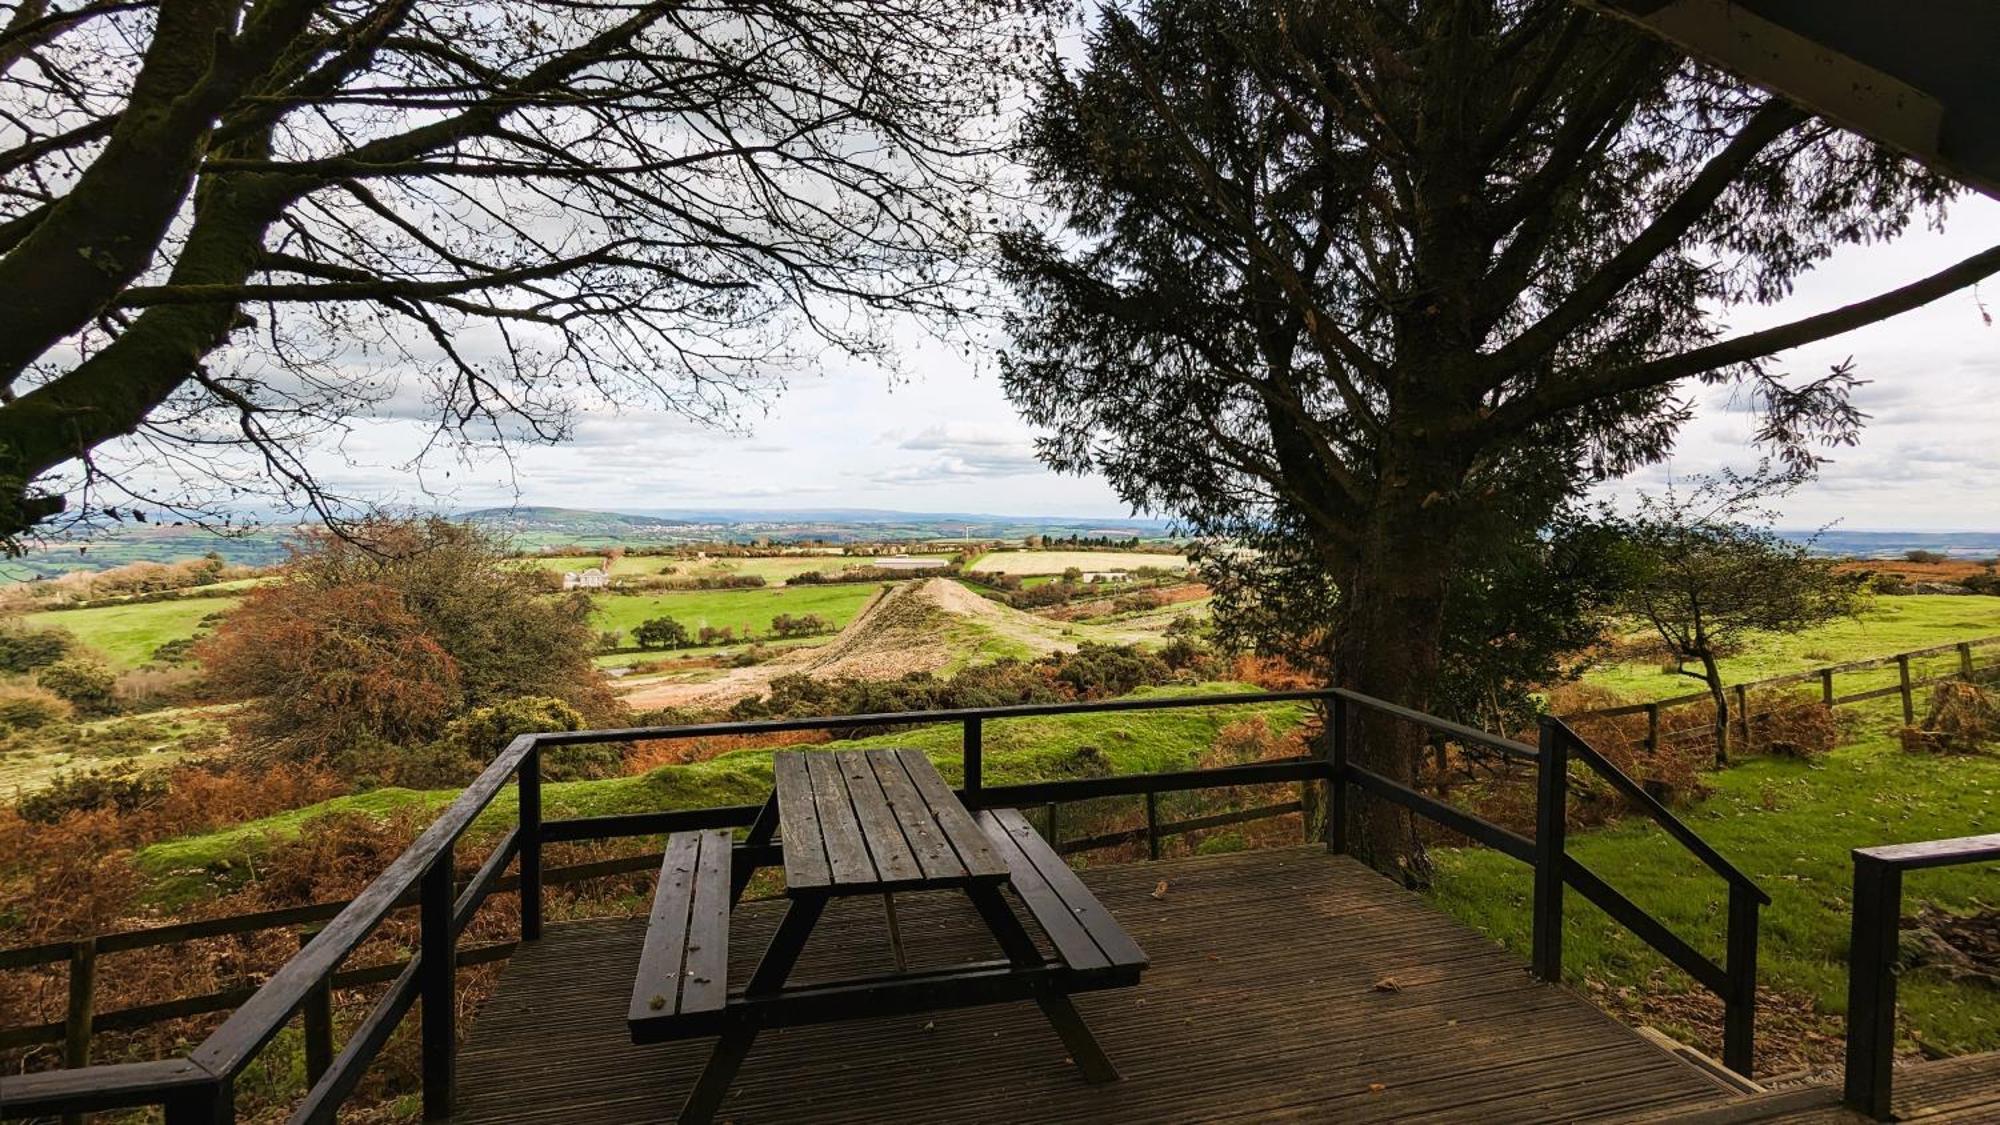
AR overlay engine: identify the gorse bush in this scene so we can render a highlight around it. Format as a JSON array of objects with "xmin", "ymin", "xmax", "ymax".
[
  {"xmin": 0, "ymin": 620, "xmax": 73, "ymax": 672},
  {"xmin": 17, "ymin": 762, "xmax": 168, "ymax": 824},
  {"xmin": 0, "ymin": 683, "xmax": 71, "ymax": 729},
  {"xmin": 38, "ymin": 657, "xmax": 119, "ymax": 715}
]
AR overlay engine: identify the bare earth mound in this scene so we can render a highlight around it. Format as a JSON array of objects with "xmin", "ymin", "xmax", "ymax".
[{"xmin": 618, "ymin": 579, "xmax": 1079, "ymax": 711}]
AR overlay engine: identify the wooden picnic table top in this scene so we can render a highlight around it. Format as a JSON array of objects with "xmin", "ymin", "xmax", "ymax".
[{"xmin": 772, "ymin": 749, "xmax": 1008, "ymax": 897}]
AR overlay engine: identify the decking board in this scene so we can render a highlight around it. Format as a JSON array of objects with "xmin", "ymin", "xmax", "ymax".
[{"xmin": 454, "ymin": 846, "xmax": 1744, "ymax": 1124}]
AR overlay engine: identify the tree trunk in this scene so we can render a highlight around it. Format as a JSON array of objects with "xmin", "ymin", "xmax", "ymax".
[
  {"xmin": 1328, "ymin": 457, "xmax": 1462, "ymax": 886},
  {"xmin": 1698, "ymin": 650, "xmax": 1731, "ymax": 766}
]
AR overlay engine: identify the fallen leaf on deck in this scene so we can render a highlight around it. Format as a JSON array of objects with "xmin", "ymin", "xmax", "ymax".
[
  {"xmin": 1150, "ymin": 879, "xmax": 1170, "ymax": 900},
  {"xmin": 1372, "ymin": 977, "xmax": 1402, "ymax": 993}
]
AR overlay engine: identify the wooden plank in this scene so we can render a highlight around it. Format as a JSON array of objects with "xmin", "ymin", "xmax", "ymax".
[
  {"xmin": 681, "ymin": 830, "xmax": 731, "ymax": 1015},
  {"xmin": 837, "ymin": 752, "xmax": 925, "ymax": 886},
  {"xmin": 772, "ymin": 752, "xmax": 831, "ymax": 892},
  {"xmin": 866, "ymin": 750, "xmax": 966, "ymax": 882},
  {"xmin": 892, "ymin": 749, "xmax": 1006, "ymax": 881},
  {"xmin": 804, "ymin": 751, "xmax": 877, "ymax": 886},
  {"xmin": 627, "ymin": 832, "xmax": 701, "ymax": 1022}
]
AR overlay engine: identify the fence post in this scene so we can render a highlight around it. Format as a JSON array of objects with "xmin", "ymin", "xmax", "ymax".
[
  {"xmin": 1822, "ymin": 668, "xmax": 1835, "ymax": 706},
  {"xmin": 1327, "ymin": 694, "xmax": 1349, "ymax": 854},
  {"xmin": 963, "ymin": 717, "xmax": 983, "ymax": 798},
  {"xmin": 1145, "ymin": 791, "xmax": 1161, "ymax": 860},
  {"xmin": 420, "ymin": 847, "xmax": 456, "ymax": 1121},
  {"xmin": 1723, "ymin": 884, "xmax": 1759, "ymax": 1076},
  {"xmin": 1960, "ymin": 642, "xmax": 1977, "ymax": 680},
  {"xmin": 1734, "ymin": 684, "xmax": 1752, "ymax": 745},
  {"xmin": 1644, "ymin": 702, "xmax": 1660, "ymax": 756},
  {"xmin": 1844, "ymin": 853, "xmax": 1902, "ymax": 1120},
  {"xmin": 1531, "ymin": 718, "xmax": 1568, "ymax": 984},
  {"xmin": 60, "ymin": 936, "xmax": 97, "ymax": 1125},
  {"xmin": 163, "ymin": 1077, "xmax": 233, "ymax": 1125},
  {"xmin": 1897, "ymin": 655, "xmax": 1915, "ymax": 725},
  {"xmin": 519, "ymin": 744, "xmax": 542, "ymax": 942},
  {"xmin": 301, "ymin": 927, "xmax": 334, "ymax": 1087},
  {"xmin": 1044, "ymin": 802, "xmax": 1058, "ymax": 846}
]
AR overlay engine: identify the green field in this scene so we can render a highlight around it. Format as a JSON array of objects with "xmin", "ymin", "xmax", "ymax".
[
  {"xmin": 586, "ymin": 583, "xmax": 880, "ymax": 641},
  {"xmin": 1584, "ymin": 594, "xmax": 2000, "ymax": 702},
  {"xmin": 24, "ymin": 595, "xmax": 242, "ymax": 671},
  {"xmin": 133, "ymin": 682, "xmax": 1307, "ymax": 903}
]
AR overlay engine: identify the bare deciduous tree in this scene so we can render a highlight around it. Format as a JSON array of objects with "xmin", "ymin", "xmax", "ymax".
[{"xmin": 0, "ymin": 0, "xmax": 1051, "ymax": 539}]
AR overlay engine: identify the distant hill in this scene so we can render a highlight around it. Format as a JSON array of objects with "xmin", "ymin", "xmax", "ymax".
[
  {"xmin": 458, "ymin": 506, "xmax": 693, "ymax": 537},
  {"xmin": 1783, "ymin": 529, "xmax": 2000, "ymax": 559}
]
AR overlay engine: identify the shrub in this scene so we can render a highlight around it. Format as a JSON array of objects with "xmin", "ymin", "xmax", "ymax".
[
  {"xmin": 1111, "ymin": 589, "xmax": 1168, "ymax": 614},
  {"xmin": 0, "ymin": 684, "xmax": 71, "ymax": 729},
  {"xmin": 770, "ymin": 613, "xmax": 831, "ymax": 638},
  {"xmin": 0, "ymin": 621, "xmax": 73, "ymax": 673},
  {"xmin": 200, "ymin": 517, "xmax": 618, "ymax": 761},
  {"xmin": 1963, "ymin": 573, "xmax": 2000, "ymax": 596},
  {"xmin": 441, "ymin": 695, "xmax": 615, "ymax": 781},
  {"xmin": 37, "ymin": 657, "xmax": 118, "ymax": 715},
  {"xmin": 1904, "ymin": 549, "xmax": 1949, "ymax": 564},
  {"xmin": 634, "ymin": 616, "xmax": 691, "ymax": 649},
  {"xmin": 1744, "ymin": 689, "xmax": 1841, "ymax": 758},
  {"xmin": 18, "ymin": 762, "xmax": 169, "ymax": 823}
]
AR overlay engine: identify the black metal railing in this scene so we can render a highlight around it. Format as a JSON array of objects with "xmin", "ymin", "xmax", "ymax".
[
  {"xmin": 1843, "ymin": 833, "xmax": 2000, "ymax": 1120},
  {"xmin": 1325, "ymin": 704, "xmax": 1768, "ymax": 1075},
  {"xmin": 0, "ymin": 686, "xmax": 1767, "ymax": 1121}
]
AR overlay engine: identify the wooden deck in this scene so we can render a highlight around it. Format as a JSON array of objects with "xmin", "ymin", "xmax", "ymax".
[
  {"xmin": 454, "ymin": 845, "xmax": 1747, "ymax": 1123},
  {"xmin": 1626, "ymin": 1052, "xmax": 2000, "ymax": 1124}
]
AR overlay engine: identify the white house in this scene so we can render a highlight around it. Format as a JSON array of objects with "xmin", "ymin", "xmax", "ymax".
[{"xmin": 562, "ymin": 567, "xmax": 610, "ymax": 590}]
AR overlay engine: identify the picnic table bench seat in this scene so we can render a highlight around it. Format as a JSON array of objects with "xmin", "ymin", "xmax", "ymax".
[
  {"xmin": 627, "ymin": 829, "xmax": 734, "ymax": 1036},
  {"xmin": 976, "ymin": 808, "xmax": 1148, "ymax": 986}
]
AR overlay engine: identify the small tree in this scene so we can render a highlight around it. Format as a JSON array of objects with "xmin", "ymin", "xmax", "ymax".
[
  {"xmin": 37, "ymin": 658, "xmax": 118, "ymax": 716},
  {"xmin": 1610, "ymin": 470, "xmax": 1866, "ymax": 764},
  {"xmin": 634, "ymin": 617, "xmax": 691, "ymax": 650}
]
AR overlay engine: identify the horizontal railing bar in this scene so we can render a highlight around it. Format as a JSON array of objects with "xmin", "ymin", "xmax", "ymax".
[
  {"xmin": 537, "ymin": 689, "xmax": 1335, "ymax": 746},
  {"xmin": 1056, "ymin": 800, "xmax": 1304, "ymax": 855},
  {"xmin": 1330, "ymin": 689, "xmax": 1540, "ymax": 761},
  {"xmin": 0, "ymin": 943, "xmax": 518, "ymax": 1051},
  {"xmin": 964, "ymin": 757, "xmax": 1326, "ymax": 808},
  {"xmin": 1562, "ymin": 855, "xmax": 1730, "ymax": 995},
  {"xmin": 191, "ymin": 734, "xmax": 537, "ymax": 1078},
  {"xmin": 1559, "ymin": 727, "xmax": 1770, "ymax": 903},
  {"xmin": 1855, "ymin": 832, "xmax": 2000, "ymax": 870},
  {"xmin": 1344, "ymin": 765, "xmax": 1537, "ymax": 863},
  {"xmin": 0, "ymin": 1058, "xmax": 215, "ymax": 1118},
  {"xmin": 540, "ymin": 803, "xmax": 762, "ymax": 843}
]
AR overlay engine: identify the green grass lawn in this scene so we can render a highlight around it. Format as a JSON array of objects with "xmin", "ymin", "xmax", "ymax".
[
  {"xmin": 512, "ymin": 554, "xmax": 941, "ymax": 584},
  {"xmin": 1585, "ymin": 595, "xmax": 2000, "ymax": 703},
  {"xmin": 1431, "ymin": 696, "xmax": 2000, "ymax": 1061},
  {"xmin": 586, "ymin": 583, "xmax": 880, "ymax": 640},
  {"xmin": 24, "ymin": 595, "xmax": 242, "ymax": 671},
  {"xmin": 132, "ymin": 682, "xmax": 1307, "ymax": 904}
]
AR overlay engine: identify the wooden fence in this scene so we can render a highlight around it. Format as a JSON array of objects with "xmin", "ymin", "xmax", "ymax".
[{"xmin": 1568, "ymin": 635, "xmax": 2000, "ymax": 753}]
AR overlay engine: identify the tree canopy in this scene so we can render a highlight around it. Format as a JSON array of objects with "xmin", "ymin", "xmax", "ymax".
[
  {"xmin": 0, "ymin": 0, "xmax": 1051, "ymax": 539},
  {"xmin": 998, "ymin": 0, "xmax": 2000, "ymax": 868}
]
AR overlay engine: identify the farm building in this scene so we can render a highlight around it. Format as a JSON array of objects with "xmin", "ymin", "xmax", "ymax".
[{"xmin": 562, "ymin": 567, "xmax": 610, "ymax": 590}]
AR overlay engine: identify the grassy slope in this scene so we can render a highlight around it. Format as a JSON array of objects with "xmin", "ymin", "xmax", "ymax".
[
  {"xmin": 24, "ymin": 595, "xmax": 242, "ymax": 671},
  {"xmin": 133, "ymin": 683, "xmax": 1305, "ymax": 902},
  {"xmin": 586, "ymin": 584, "xmax": 879, "ymax": 638},
  {"xmin": 513, "ymin": 555, "xmax": 941, "ymax": 583},
  {"xmin": 1430, "ymin": 710, "xmax": 2000, "ymax": 1056},
  {"xmin": 1585, "ymin": 595, "xmax": 2000, "ymax": 702}
]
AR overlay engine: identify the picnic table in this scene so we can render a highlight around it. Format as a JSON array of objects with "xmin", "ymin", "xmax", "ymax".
[{"xmin": 627, "ymin": 748, "xmax": 1148, "ymax": 1123}]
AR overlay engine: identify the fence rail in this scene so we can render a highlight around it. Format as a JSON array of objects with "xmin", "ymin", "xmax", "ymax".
[
  {"xmin": 1, "ymin": 686, "xmax": 1769, "ymax": 1122},
  {"xmin": 1569, "ymin": 635, "xmax": 2000, "ymax": 749}
]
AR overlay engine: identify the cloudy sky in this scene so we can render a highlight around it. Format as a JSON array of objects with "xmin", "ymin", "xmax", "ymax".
[{"xmin": 297, "ymin": 192, "xmax": 2000, "ymax": 530}]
